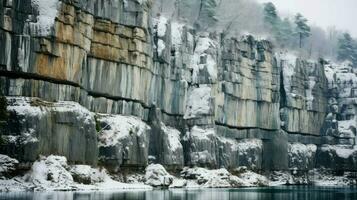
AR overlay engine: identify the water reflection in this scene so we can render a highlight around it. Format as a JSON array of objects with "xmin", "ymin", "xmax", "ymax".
[{"xmin": 1, "ymin": 186, "xmax": 357, "ymax": 200}]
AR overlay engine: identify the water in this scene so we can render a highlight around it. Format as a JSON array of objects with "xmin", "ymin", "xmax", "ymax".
[{"xmin": 1, "ymin": 186, "xmax": 357, "ymax": 200}]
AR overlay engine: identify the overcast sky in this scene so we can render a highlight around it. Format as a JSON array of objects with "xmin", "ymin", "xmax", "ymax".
[{"xmin": 256, "ymin": 0, "xmax": 357, "ymax": 37}]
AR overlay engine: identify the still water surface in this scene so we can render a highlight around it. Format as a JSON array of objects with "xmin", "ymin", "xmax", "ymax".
[{"xmin": 1, "ymin": 186, "xmax": 357, "ymax": 200}]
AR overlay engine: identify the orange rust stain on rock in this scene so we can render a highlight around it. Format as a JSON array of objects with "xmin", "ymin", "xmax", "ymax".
[{"xmin": 35, "ymin": 53, "xmax": 67, "ymax": 80}]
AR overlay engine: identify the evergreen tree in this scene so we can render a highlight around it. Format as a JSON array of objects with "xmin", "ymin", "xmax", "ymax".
[
  {"xmin": 263, "ymin": 2, "xmax": 280, "ymax": 39},
  {"xmin": 294, "ymin": 13, "xmax": 311, "ymax": 48},
  {"xmin": 277, "ymin": 18, "xmax": 294, "ymax": 48},
  {"xmin": 337, "ymin": 32, "xmax": 357, "ymax": 65},
  {"xmin": 263, "ymin": 2, "xmax": 278, "ymax": 28}
]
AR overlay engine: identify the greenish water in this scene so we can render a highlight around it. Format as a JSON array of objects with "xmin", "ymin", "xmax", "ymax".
[{"xmin": 1, "ymin": 186, "xmax": 357, "ymax": 200}]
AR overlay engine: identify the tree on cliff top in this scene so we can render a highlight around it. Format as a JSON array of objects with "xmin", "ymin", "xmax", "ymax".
[
  {"xmin": 337, "ymin": 32, "xmax": 357, "ymax": 66},
  {"xmin": 263, "ymin": 2, "xmax": 278, "ymax": 28},
  {"xmin": 263, "ymin": 2, "xmax": 294, "ymax": 48},
  {"xmin": 294, "ymin": 13, "xmax": 311, "ymax": 48},
  {"xmin": 263, "ymin": 2, "xmax": 280, "ymax": 40}
]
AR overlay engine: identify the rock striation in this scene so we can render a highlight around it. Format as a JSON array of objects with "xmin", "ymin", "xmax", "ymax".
[{"xmin": 0, "ymin": 0, "xmax": 356, "ymax": 176}]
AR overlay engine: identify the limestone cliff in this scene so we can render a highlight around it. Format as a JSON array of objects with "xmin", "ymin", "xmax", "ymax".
[{"xmin": 0, "ymin": 0, "xmax": 356, "ymax": 175}]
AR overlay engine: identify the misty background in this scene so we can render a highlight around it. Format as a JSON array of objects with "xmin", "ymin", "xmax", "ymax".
[{"xmin": 152, "ymin": 0, "xmax": 357, "ymax": 64}]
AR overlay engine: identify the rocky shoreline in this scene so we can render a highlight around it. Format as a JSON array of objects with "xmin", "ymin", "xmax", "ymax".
[{"xmin": 1, "ymin": 155, "xmax": 356, "ymax": 192}]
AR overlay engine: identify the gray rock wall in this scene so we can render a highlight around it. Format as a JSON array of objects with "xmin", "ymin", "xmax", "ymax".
[
  {"xmin": 1, "ymin": 97, "xmax": 97, "ymax": 165},
  {"xmin": 1, "ymin": 0, "xmax": 356, "ymax": 173}
]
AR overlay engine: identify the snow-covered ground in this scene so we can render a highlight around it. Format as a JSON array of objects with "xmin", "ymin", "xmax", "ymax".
[
  {"xmin": 0, "ymin": 155, "xmax": 151, "ymax": 192},
  {"xmin": 2, "ymin": 154, "xmax": 357, "ymax": 192}
]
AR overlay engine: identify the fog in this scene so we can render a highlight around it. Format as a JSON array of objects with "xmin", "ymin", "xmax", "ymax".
[{"xmin": 256, "ymin": 0, "xmax": 357, "ymax": 37}]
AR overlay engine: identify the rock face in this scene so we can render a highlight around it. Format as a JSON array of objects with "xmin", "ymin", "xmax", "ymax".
[
  {"xmin": 279, "ymin": 54, "xmax": 328, "ymax": 137},
  {"xmin": 1, "ymin": 97, "xmax": 97, "ymax": 165},
  {"xmin": 0, "ymin": 0, "xmax": 356, "ymax": 174},
  {"xmin": 97, "ymin": 114, "xmax": 151, "ymax": 170}
]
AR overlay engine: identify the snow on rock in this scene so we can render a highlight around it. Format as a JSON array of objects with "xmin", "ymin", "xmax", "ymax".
[
  {"xmin": 0, "ymin": 179, "xmax": 33, "ymax": 192},
  {"xmin": 184, "ymin": 85, "xmax": 212, "ymax": 119},
  {"xmin": 320, "ymin": 145, "xmax": 356, "ymax": 159},
  {"xmin": 324, "ymin": 63, "xmax": 336, "ymax": 86},
  {"xmin": 69, "ymin": 165, "xmax": 106, "ymax": 184},
  {"xmin": 160, "ymin": 123, "xmax": 181, "ymax": 152},
  {"xmin": 153, "ymin": 16, "xmax": 169, "ymax": 57},
  {"xmin": 236, "ymin": 139, "xmax": 263, "ymax": 170},
  {"xmin": 184, "ymin": 126, "xmax": 217, "ymax": 166},
  {"xmin": 0, "ymin": 155, "xmax": 19, "ymax": 176},
  {"xmin": 4, "ymin": 97, "xmax": 94, "ymax": 147},
  {"xmin": 0, "ymin": 155, "xmax": 152, "ymax": 192},
  {"xmin": 236, "ymin": 169, "xmax": 269, "ymax": 187},
  {"xmin": 97, "ymin": 114, "xmax": 150, "ymax": 147},
  {"xmin": 24, "ymin": 155, "xmax": 74, "ymax": 191},
  {"xmin": 30, "ymin": 0, "xmax": 60, "ymax": 36},
  {"xmin": 6, "ymin": 97, "xmax": 46, "ymax": 117},
  {"xmin": 153, "ymin": 16, "xmax": 168, "ymax": 37},
  {"xmin": 145, "ymin": 164, "xmax": 173, "ymax": 187},
  {"xmin": 276, "ymin": 52, "xmax": 297, "ymax": 95},
  {"xmin": 268, "ymin": 171, "xmax": 295, "ymax": 186},
  {"xmin": 180, "ymin": 167, "xmax": 244, "ymax": 188},
  {"xmin": 324, "ymin": 61, "xmax": 357, "ymax": 97},
  {"xmin": 6, "ymin": 97, "xmax": 94, "ymax": 124},
  {"xmin": 171, "ymin": 22, "xmax": 184, "ymax": 47},
  {"xmin": 159, "ymin": 122, "xmax": 184, "ymax": 166},
  {"xmin": 186, "ymin": 126, "xmax": 215, "ymax": 141},
  {"xmin": 97, "ymin": 114, "xmax": 151, "ymax": 168},
  {"xmin": 191, "ymin": 35, "xmax": 218, "ymax": 83},
  {"xmin": 306, "ymin": 76, "xmax": 316, "ymax": 109},
  {"xmin": 52, "ymin": 101, "xmax": 94, "ymax": 125},
  {"xmin": 288, "ymin": 143, "xmax": 317, "ymax": 170},
  {"xmin": 338, "ymin": 119, "xmax": 356, "ymax": 138},
  {"xmin": 311, "ymin": 169, "xmax": 356, "ymax": 186},
  {"xmin": 157, "ymin": 39, "xmax": 166, "ymax": 56}
]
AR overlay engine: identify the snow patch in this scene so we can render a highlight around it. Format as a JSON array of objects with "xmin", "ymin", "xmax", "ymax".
[
  {"xmin": 160, "ymin": 122, "xmax": 182, "ymax": 151},
  {"xmin": 186, "ymin": 126, "xmax": 215, "ymax": 141},
  {"xmin": 181, "ymin": 167, "xmax": 243, "ymax": 188},
  {"xmin": 153, "ymin": 16, "xmax": 168, "ymax": 38},
  {"xmin": 6, "ymin": 97, "xmax": 94, "ymax": 124},
  {"xmin": 24, "ymin": 155, "xmax": 74, "ymax": 191},
  {"xmin": 306, "ymin": 76, "xmax": 316, "ymax": 109},
  {"xmin": 171, "ymin": 22, "xmax": 184, "ymax": 47},
  {"xmin": 191, "ymin": 36, "xmax": 218, "ymax": 83},
  {"xmin": 145, "ymin": 164, "xmax": 173, "ymax": 187},
  {"xmin": 289, "ymin": 143, "xmax": 317, "ymax": 159},
  {"xmin": 277, "ymin": 52, "xmax": 297, "ymax": 95},
  {"xmin": 238, "ymin": 170, "xmax": 269, "ymax": 187},
  {"xmin": 184, "ymin": 85, "xmax": 212, "ymax": 119},
  {"xmin": 7, "ymin": 97, "xmax": 45, "ymax": 117},
  {"xmin": 320, "ymin": 145, "xmax": 356, "ymax": 159},
  {"xmin": 97, "ymin": 114, "xmax": 150, "ymax": 147},
  {"xmin": 0, "ymin": 155, "xmax": 19, "ymax": 176},
  {"xmin": 157, "ymin": 39, "xmax": 166, "ymax": 56},
  {"xmin": 30, "ymin": 0, "xmax": 60, "ymax": 36},
  {"xmin": 338, "ymin": 119, "xmax": 356, "ymax": 138},
  {"xmin": 0, "ymin": 155, "xmax": 151, "ymax": 192}
]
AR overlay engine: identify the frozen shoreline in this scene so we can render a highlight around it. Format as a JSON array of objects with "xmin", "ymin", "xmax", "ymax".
[{"xmin": 0, "ymin": 155, "xmax": 356, "ymax": 192}]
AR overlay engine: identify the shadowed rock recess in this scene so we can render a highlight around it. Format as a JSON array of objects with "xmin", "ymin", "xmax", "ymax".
[{"xmin": 0, "ymin": 0, "xmax": 357, "ymax": 177}]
